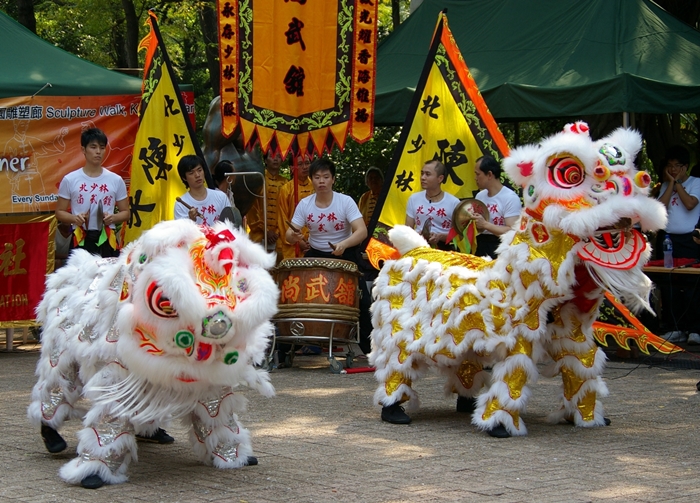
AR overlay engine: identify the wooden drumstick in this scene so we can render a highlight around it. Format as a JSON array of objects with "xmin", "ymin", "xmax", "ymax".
[
  {"xmin": 176, "ymin": 197, "xmax": 203, "ymax": 219},
  {"xmin": 328, "ymin": 242, "xmax": 337, "ymax": 251},
  {"xmin": 286, "ymin": 220, "xmax": 301, "ymax": 233}
]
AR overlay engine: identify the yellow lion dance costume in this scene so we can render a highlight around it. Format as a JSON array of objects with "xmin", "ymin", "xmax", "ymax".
[{"xmin": 370, "ymin": 123, "xmax": 667, "ymax": 437}]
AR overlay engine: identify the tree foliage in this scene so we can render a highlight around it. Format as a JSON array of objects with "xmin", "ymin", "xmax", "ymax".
[{"xmin": 3, "ymin": 0, "xmax": 699, "ymax": 198}]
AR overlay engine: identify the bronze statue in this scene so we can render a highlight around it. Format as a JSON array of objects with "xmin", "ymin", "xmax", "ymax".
[{"xmin": 202, "ymin": 96, "xmax": 264, "ymax": 216}]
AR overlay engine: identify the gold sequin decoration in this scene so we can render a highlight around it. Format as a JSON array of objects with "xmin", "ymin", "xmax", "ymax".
[
  {"xmin": 457, "ymin": 360, "xmax": 483, "ymax": 389},
  {"xmin": 389, "ymin": 294, "xmax": 404, "ymax": 310},
  {"xmin": 490, "ymin": 305, "xmax": 507, "ymax": 332},
  {"xmin": 397, "ymin": 340, "xmax": 410, "ymax": 364},
  {"xmin": 388, "ymin": 268, "xmax": 404, "ymax": 286},
  {"xmin": 554, "ymin": 346, "xmax": 598, "ymax": 368},
  {"xmin": 433, "ymin": 347, "xmax": 456, "ymax": 360},
  {"xmin": 576, "ymin": 390, "xmax": 596, "ymax": 422},
  {"xmin": 406, "ymin": 248, "xmax": 491, "ymax": 270},
  {"xmin": 508, "ymin": 337, "xmax": 533, "ymax": 357},
  {"xmin": 385, "ymin": 371, "xmax": 411, "ymax": 397},
  {"xmin": 413, "ymin": 322, "xmax": 422, "ymax": 341},
  {"xmin": 461, "ymin": 311, "xmax": 486, "ymax": 334},
  {"xmin": 511, "ymin": 227, "xmax": 576, "ymax": 280},
  {"xmin": 560, "ymin": 367, "xmax": 586, "ymax": 400},
  {"xmin": 481, "ymin": 399, "xmax": 520, "ymax": 429},
  {"xmin": 447, "ymin": 327, "xmax": 465, "ymax": 345},
  {"xmin": 519, "ymin": 270, "xmax": 539, "ymax": 289},
  {"xmin": 488, "ymin": 279, "xmax": 507, "ymax": 296},
  {"xmin": 442, "ymin": 309, "xmax": 451, "ymax": 324},
  {"xmin": 567, "ymin": 316, "xmax": 586, "ymax": 343},
  {"xmin": 505, "ymin": 367, "xmax": 528, "ymax": 399},
  {"xmin": 482, "ymin": 397, "xmax": 501, "ymax": 420},
  {"xmin": 391, "ymin": 319, "xmax": 402, "ymax": 336},
  {"xmin": 425, "ymin": 279, "xmax": 436, "ymax": 300},
  {"xmin": 458, "ymin": 292, "xmax": 480, "ymax": 310}
]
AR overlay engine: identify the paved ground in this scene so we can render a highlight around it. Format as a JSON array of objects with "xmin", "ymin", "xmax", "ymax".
[{"xmin": 1, "ymin": 335, "xmax": 700, "ymax": 503}]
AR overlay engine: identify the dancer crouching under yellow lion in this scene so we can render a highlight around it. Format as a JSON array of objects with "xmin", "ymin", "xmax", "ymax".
[{"xmin": 369, "ymin": 122, "xmax": 667, "ymax": 437}]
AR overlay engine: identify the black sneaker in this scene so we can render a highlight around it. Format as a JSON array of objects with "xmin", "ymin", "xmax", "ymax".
[
  {"xmin": 456, "ymin": 396, "xmax": 477, "ymax": 413},
  {"xmin": 381, "ymin": 403, "xmax": 411, "ymax": 424},
  {"xmin": 41, "ymin": 424, "xmax": 67, "ymax": 453},
  {"xmin": 487, "ymin": 424, "xmax": 511, "ymax": 438},
  {"xmin": 81, "ymin": 473, "xmax": 105, "ymax": 489},
  {"xmin": 246, "ymin": 456, "xmax": 258, "ymax": 466},
  {"xmin": 136, "ymin": 428, "xmax": 174, "ymax": 444}
]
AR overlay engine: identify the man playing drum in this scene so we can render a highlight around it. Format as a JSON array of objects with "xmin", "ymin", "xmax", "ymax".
[{"xmin": 285, "ymin": 158, "xmax": 367, "ymax": 260}]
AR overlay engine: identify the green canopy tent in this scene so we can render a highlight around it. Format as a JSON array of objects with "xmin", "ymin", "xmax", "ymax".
[
  {"xmin": 375, "ymin": 0, "xmax": 700, "ymax": 125},
  {"xmin": 0, "ymin": 11, "xmax": 141, "ymax": 98}
]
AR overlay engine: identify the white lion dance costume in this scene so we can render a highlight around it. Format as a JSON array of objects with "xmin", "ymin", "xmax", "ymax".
[
  {"xmin": 370, "ymin": 123, "xmax": 667, "ymax": 437},
  {"xmin": 28, "ymin": 219, "xmax": 279, "ymax": 487}
]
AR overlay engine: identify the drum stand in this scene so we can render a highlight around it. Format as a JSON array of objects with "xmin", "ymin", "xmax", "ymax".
[{"xmin": 266, "ymin": 318, "xmax": 360, "ymax": 373}]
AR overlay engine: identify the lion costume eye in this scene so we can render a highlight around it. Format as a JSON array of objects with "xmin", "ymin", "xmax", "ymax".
[
  {"xmin": 548, "ymin": 156, "xmax": 585, "ymax": 189},
  {"xmin": 146, "ymin": 282, "xmax": 178, "ymax": 318}
]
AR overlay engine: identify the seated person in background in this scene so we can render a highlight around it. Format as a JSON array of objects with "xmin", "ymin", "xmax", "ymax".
[
  {"xmin": 405, "ymin": 160, "xmax": 460, "ymax": 251},
  {"xmin": 657, "ymin": 145, "xmax": 700, "ymax": 258},
  {"xmin": 286, "ymin": 158, "xmax": 367, "ymax": 260},
  {"xmin": 174, "ymin": 155, "xmax": 231, "ymax": 226},
  {"xmin": 471, "ymin": 155, "xmax": 522, "ymax": 259},
  {"xmin": 278, "ymin": 153, "xmax": 314, "ymax": 259},
  {"xmin": 358, "ymin": 166, "xmax": 384, "ymax": 226},
  {"xmin": 212, "ymin": 160, "xmax": 243, "ymax": 228},
  {"xmin": 247, "ymin": 151, "xmax": 288, "ymax": 262},
  {"xmin": 655, "ymin": 145, "xmax": 700, "ymax": 343}
]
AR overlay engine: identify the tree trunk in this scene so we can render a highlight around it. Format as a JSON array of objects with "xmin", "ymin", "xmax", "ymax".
[
  {"xmin": 15, "ymin": 0, "xmax": 36, "ymax": 33},
  {"xmin": 199, "ymin": 2, "xmax": 220, "ymax": 97},
  {"xmin": 121, "ymin": 0, "xmax": 140, "ymax": 69},
  {"xmin": 392, "ymin": 0, "xmax": 401, "ymax": 30}
]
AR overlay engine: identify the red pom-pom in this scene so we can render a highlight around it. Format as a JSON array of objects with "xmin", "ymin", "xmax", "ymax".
[{"xmin": 518, "ymin": 161, "xmax": 533, "ymax": 177}]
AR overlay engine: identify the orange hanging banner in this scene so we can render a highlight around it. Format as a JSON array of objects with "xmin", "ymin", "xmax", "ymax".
[{"xmin": 216, "ymin": 0, "xmax": 377, "ymax": 156}]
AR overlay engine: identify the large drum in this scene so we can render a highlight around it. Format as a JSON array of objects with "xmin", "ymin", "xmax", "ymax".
[{"xmin": 273, "ymin": 257, "xmax": 361, "ymax": 341}]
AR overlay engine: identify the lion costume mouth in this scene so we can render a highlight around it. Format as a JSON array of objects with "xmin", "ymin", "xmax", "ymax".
[{"xmin": 578, "ymin": 221, "xmax": 646, "ymax": 270}]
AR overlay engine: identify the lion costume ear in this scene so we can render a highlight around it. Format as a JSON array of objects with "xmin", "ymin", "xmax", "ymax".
[{"xmin": 503, "ymin": 144, "xmax": 540, "ymax": 188}]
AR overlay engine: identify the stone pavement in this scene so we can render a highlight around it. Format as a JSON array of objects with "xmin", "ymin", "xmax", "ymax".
[{"xmin": 1, "ymin": 339, "xmax": 700, "ymax": 503}]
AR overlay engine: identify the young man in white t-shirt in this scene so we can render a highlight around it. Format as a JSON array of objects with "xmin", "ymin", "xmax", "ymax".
[
  {"xmin": 405, "ymin": 160, "xmax": 460, "ymax": 251},
  {"xmin": 286, "ymin": 158, "xmax": 367, "ymax": 259},
  {"xmin": 472, "ymin": 155, "xmax": 522, "ymax": 259},
  {"xmin": 174, "ymin": 155, "xmax": 231, "ymax": 226},
  {"xmin": 55, "ymin": 128, "xmax": 130, "ymax": 258}
]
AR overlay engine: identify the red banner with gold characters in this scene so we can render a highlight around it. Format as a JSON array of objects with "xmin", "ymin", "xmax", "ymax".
[
  {"xmin": 0, "ymin": 215, "xmax": 55, "ymax": 327},
  {"xmin": 216, "ymin": 0, "xmax": 377, "ymax": 156}
]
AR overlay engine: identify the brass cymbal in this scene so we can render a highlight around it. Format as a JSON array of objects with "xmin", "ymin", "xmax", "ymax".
[{"xmin": 452, "ymin": 198, "xmax": 489, "ymax": 235}]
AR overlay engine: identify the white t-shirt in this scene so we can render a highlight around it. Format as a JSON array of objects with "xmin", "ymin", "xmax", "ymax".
[
  {"xmin": 475, "ymin": 186, "xmax": 522, "ymax": 235},
  {"xmin": 57, "ymin": 168, "xmax": 127, "ymax": 231},
  {"xmin": 291, "ymin": 192, "xmax": 363, "ymax": 253},
  {"xmin": 658, "ymin": 176, "xmax": 700, "ymax": 234},
  {"xmin": 174, "ymin": 189, "xmax": 231, "ymax": 226},
  {"xmin": 406, "ymin": 191, "xmax": 460, "ymax": 235}
]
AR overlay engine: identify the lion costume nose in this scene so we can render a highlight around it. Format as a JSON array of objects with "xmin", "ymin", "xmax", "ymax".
[{"xmin": 202, "ymin": 311, "xmax": 233, "ymax": 339}]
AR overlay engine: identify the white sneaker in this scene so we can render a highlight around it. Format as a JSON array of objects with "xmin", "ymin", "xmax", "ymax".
[
  {"xmin": 688, "ymin": 333, "xmax": 700, "ymax": 345},
  {"xmin": 664, "ymin": 331, "xmax": 687, "ymax": 343}
]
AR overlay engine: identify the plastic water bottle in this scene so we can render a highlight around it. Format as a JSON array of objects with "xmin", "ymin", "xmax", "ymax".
[{"xmin": 663, "ymin": 235, "xmax": 674, "ymax": 268}]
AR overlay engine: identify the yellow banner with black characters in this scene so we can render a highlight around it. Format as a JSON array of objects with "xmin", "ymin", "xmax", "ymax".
[
  {"xmin": 124, "ymin": 11, "xmax": 210, "ymax": 244},
  {"xmin": 216, "ymin": 0, "xmax": 377, "ymax": 156},
  {"xmin": 369, "ymin": 13, "xmax": 509, "ymax": 243}
]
